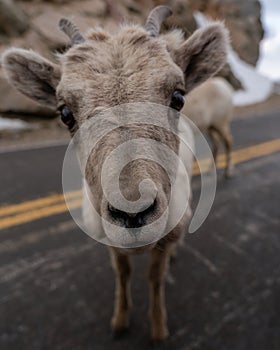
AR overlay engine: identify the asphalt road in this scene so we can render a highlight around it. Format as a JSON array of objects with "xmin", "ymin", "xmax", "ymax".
[{"xmin": 0, "ymin": 111, "xmax": 280, "ymax": 350}]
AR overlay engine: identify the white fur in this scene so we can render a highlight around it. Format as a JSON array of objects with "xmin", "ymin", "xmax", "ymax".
[{"xmin": 182, "ymin": 77, "xmax": 234, "ymax": 132}]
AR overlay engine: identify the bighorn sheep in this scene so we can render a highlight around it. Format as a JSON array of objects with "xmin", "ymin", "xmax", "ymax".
[
  {"xmin": 2, "ymin": 6, "xmax": 228, "ymax": 341},
  {"xmin": 183, "ymin": 77, "xmax": 234, "ymax": 177}
]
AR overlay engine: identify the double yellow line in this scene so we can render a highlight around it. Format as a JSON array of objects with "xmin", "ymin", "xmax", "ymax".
[
  {"xmin": 0, "ymin": 138, "xmax": 280, "ymax": 231},
  {"xmin": 0, "ymin": 191, "xmax": 82, "ymax": 230}
]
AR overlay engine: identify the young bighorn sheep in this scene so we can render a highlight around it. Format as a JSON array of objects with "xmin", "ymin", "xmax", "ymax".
[
  {"xmin": 2, "ymin": 6, "xmax": 228, "ymax": 341},
  {"xmin": 183, "ymin": 77, "xmax": 234, "ymax": 177}
]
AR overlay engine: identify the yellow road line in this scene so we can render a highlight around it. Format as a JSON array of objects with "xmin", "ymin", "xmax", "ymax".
[
  {"xmin": 0, "ymin": 138, "xmax": 279, "ymax": 230},
  {"xmin": 0, "ymin": 199, "xmax": 82, "ymax": 231},
  {"xmin": 0, "ymin": 190, "xmax": 81, "ymax": 218},
  {"xmin": 193, "ymin": 138, "xmax": 280, "ymax": 175}
]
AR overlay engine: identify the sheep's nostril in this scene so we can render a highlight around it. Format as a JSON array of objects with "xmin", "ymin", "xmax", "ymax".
[
  {"xmin": 108, "ymin": 199, "xmax": 157, "ymax": 228},
  {"xmin": 107, "ymin": 204, "xmax": 127, "ymax": 224},
  {"xmin": 135, "ymin": 199, "xmax": 157, "ymax": 226}
]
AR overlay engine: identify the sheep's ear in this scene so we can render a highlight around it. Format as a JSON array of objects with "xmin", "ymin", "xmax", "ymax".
[
  {"xmin": 2, "ymin": 48, "xmax": 61, "ymax": 107},
  {"xmin": 175, "ymin": 23, "xmax": 229, "ymax": 93}
]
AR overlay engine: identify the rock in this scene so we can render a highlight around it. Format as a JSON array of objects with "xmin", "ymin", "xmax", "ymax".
[
  {"xmin": 0, "ymin": 0, "xmax": 29, "ymax": 39},
  {"xmin": 153, "ymin": 0, "xmax": 197, "ymax": 35}
]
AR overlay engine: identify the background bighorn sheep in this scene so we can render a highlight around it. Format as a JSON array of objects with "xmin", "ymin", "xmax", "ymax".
[
  {"xmin": 183, "ymin": 77, "xmax": 234, "ymax": 177},
  {"xmin": 2, "ymin": 6, "xmax": 228, "ymax": 342}
]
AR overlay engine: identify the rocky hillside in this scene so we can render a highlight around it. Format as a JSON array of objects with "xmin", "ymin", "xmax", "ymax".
[{"xmin": 0, "ymin": 0, "xmax": 264, "ymax": 117}]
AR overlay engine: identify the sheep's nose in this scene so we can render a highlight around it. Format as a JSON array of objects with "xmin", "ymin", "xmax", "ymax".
[{"xmin": 108, "ymin": 200, "xmax": 157, "ymax": 228}]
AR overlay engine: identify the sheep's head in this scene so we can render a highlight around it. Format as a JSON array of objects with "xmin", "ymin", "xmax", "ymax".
[{"xmin": 2, "ymin": 6, "xmax": 228, "ymax": 248}]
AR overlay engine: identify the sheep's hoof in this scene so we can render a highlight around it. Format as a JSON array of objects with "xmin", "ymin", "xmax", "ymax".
[
  {"xmin": 224, "ymin": 164, "xmax": 235, "ymax": 179},
  {"xmin": 112, "ymin": 327, "xmax": 129, "ymax": 339},
  {"xmin": 111, "ymin": 312, "xmax": 130, "ymax": 339},
  {"xmin": 151, "ymin": 327, "xmax": 169, "ymax": 343}
]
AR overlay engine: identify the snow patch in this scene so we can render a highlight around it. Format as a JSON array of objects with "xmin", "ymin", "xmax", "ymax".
[
  {"xmin": 0, "ymin": 117, "xmax": 32, "ymax": 131},
  {"xmin": 227, "ymin": 50, "xmax": 273, "ymax": 106}
]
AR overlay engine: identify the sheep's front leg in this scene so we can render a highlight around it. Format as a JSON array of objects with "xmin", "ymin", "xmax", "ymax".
[
  {"xmin": 148, "ymin": 246, "xmax": 171, "ymax": 342},
  {"xmin": 110, "ymin": 248, "xmax": 132, "ymax": 336}
]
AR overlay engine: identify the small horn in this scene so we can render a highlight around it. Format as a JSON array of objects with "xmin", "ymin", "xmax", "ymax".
[
  {"xmin": 145, "ymin": 6, "xmax": 172, "ymax": 37},
  {"xmin": 59, "ymin": 18, "xmax": 85, "ymax": 46}
]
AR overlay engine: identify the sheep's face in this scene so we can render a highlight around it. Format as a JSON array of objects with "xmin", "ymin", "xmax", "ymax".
[
  {"xmin": 57, "ymin": 27, "xmax": 186, "ymax": 124},
  {"xmin": 2, "ymin": 14, "xmax": 228, "ymax": 247}
]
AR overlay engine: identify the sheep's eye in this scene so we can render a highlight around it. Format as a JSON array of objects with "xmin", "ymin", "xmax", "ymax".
[
  {"xmin": 170, "ymin": 90, "xmax": 185, "ymax": 111},
  {"xmin": 60, "ymin": 105, "xmax": 75, "ymax": 128}
]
